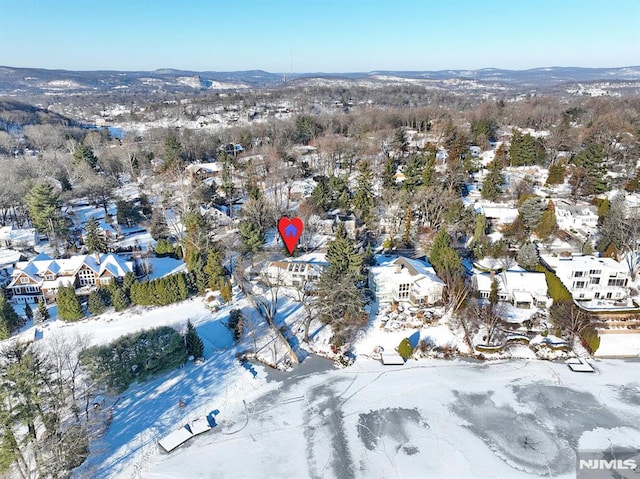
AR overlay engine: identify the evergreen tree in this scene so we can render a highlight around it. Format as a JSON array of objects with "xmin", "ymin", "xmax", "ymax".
[
  {"xmin": 428, "ymin": 229, "xmax": 453, "ymax": 271},
  {"xmin": 72, "ymin": 144, "xmax": 98, "ymax": 169},
  {"xmin": 116, "ymin": 200, "xmax": 143, "ymax": 227},
  {"xmin": 184, "ymin": 320, "xmax": 204, "ymax": 359},
  {"xmin": 517, "ymin": 241, "xmax": 539, "ymax": 270},
  {"xmin": 182, "ymin": 210, "xmax": 211, "ymax": 269},
  {"xmin": 489, "ymin": 279, "xmax": 499, "ymax": 307},
  {"xmin": 150, "ymin": 208, "xmax": 170, "ymax": 240},
  {"xmin": 519, "ymin": 196, "xmax": 545, "ymax": 231},
  {"xmin": 402, "ymin": 154, "xmax": 425, "ymax": 193},
  {"xmin": 481, "ymin": 160, "xmax": 505, "ymax": 202},
  {"xmin": 227, "ymin": 309, "xmax": 244, "ymax": 341},
  {"xmin": 402, "ymin": 205, "xmax": 413, "ymax": 247},
  {"xmin": 203, "ymin": 247, "xmax": 225, "ymax": 288},
  {"xmin": 219, "ymin": 278, "xmax": 232, "ymax": 303},
  {"xmin": 84, "ymin": 217, "xmax": 108, "ymax": 253},
  {"xmin": 239, "ymin": 220, "xmax": 264, "ymax": 255},
  {"xmin": 546, "ymin": 163, "xmax": 566, "ymax": 185},
  {"xmin": 382, "ymin": 156, "xmax": 396, "ymax": 191},
  {"xmin": 534, "ymin": 201, "xmax": 558, "ymax": 240},
  {"xmin": 310, "ymin": 177, "xmax": 331, "ymax": 212},
  {"xmin": 509, "ymin": 130, "xmax": 540, "ymax": 166},
  {"xmin": 25, "ymin": 182, "xmax": 60, "ymax": 234},
  {"xmin": 176, "ymin": 273, "xmax": 189, "ymax": 300},
  {"xmin": 56, "ymin": 286, "xmax": 84, "ymax": 321},
  {"xmin": 352, "ymin": 161, "xmax": 374, "ymax": 226},
  {"xmin": 87, "ymin": 291, "xmax": 105, "ymax": 316},
  {"xmin": 112, "ymin": 285, "xmax": 130, "ymax": 311},
  {"xmin": 393, "ymin": 126, "xmax": 408, "ymax": 154},
  {"xmin": 421, "ymin": 155, "xmax": 436, "ymax": 188},
  {"xmin": 0, "ymin": 292, "xmax": 22, "ymax": 339},
  {"xmin": 325, "ymin": 223, "xmax": 362, "ymax": 280},
  {"xmin": 571, "ymin": 143, "xmax": 608, "ymax": 196},
  {"xmin": 24, "ymin": 302, "xmax": 33, "ymax": 323},
  {"xmin": 36, "ymin": 299, "xmax": 49, "ymax": 323},
  {"xmin": 163, "ymin": 134, "xmax": 183, "ymax": 168}
]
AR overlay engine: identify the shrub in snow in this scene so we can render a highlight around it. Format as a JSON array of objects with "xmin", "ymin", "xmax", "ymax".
[{"xmin": 397, "ymin": 338, "xmax": 413, "ymax": 360}]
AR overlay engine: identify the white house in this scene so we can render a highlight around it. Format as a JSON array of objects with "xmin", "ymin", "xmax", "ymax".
[
  {"xmin": 474, "ymin": 203, "xmax": 519, "ymax": 226},
  {"xmin": 545, "ymin": 255, "xmax": 629, "ymax": 301},
  {"xmin": 264, "ymin": 258, "xmax": 327, "ymax": 287},
  {"xmin": 369, "ymin": 255, "xmax": 445, "ymax": 306},
  {"xmin": 7, "ymin": 252, "xmax": 133, "ymax": 304},
  {"xmin": 472, "ymin": 268, "xmax": 550, "ymax": 309},
  {"xmin": 554, "ymin": 200, "xmax": 598, "ymax": 233}
]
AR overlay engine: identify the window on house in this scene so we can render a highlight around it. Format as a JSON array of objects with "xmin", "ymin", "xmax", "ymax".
[
  {"xmin": 606, "ymin": 292, "xmax": 613, "ymax": 299},
  {"xmin": 78, "ymin": 269, "xmax": 96, "ymax": 286},
  {"xmin": 590, "ymin": 277, "xmax": 600, "ymax": 285},
  {"xmin": 574, "ymin": 281, "xmax": 585, "ymax": 289},
  {"xmin": 20, "ymin": 277, "xmax": 29, "ymax": 284},
  {"xmin": 594, "ymin": 292, "xmax": 600, "ymax": 299},
  {"xmin": 608, "ymin": 278, "xmax": 625, "ymax": 287},
  {"xmin": 398, "ymin": 283, "xmax": 410, "ymax": 299},
  {"xmin": 589, "ymin": 269, "xmax": 601, "ymax": 275},
  {"xmin": 573, "ymin": 271, "xmax": 584, "ymax": 277},
  {"xmin": 45, "ymin": 274, "xmax": 55, "ymax": 281}
]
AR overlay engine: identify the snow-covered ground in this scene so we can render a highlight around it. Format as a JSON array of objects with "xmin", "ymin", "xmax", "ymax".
[
  {"xmin": 101, "ymin": 357, "xmax": 640, "ymax": 479},
  {"xmin": 30, "ymin": 292, "xmax": 631, "ymax": 479}
]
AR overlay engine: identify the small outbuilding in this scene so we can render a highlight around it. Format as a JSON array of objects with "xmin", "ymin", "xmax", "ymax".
[{"xmin": 381, "ymin": 353, "xmax": 405, "ymax": 366}]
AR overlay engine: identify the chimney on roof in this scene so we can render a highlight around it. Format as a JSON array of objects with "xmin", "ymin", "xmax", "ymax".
[
  {"xmin": 94, "ymin": 252, "xmax": 101, "ymax": 265},
  {"xmin": 490, "ymin": 270, "xmax": 496, "ymax": 280}
]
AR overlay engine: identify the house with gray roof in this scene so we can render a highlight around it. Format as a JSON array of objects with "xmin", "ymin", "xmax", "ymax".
[{"xmin": 7, "ymin": 252, "xmax": 133, "ymax": 305}]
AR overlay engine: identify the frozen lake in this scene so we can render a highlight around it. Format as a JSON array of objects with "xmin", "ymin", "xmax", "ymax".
[{"xmin": 134, "ymin": 357, "xmax": 640, "ymax": 479}]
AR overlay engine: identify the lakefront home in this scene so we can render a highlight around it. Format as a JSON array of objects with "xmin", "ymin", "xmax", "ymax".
[{"xmin": 7, "ymin": 252, "xmax": 133, "ymax": 304}]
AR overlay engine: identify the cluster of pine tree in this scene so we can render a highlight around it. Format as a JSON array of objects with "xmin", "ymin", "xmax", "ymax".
[
  {"xmin": 129, "ymin": 272, "xmax": 190, "ymax": 306},
  {"xmin": 155, "ymin": 238, "xmax": 181, "ymax": 258},
  {"xmin": 80, "ymin": 326, "xmax": 187, "ymax": 392},
  {"xmin": 509, "ymin": 130, "xmax": 546, "ymax": 166}
]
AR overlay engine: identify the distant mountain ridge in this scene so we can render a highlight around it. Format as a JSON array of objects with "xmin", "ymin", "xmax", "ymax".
[{"xmin": 0, "ymin": 65, "xmax": 638, "ymax": 96}]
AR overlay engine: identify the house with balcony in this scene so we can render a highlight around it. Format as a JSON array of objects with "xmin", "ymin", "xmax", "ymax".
[
  {"xmin": 471, "ymin": 268, "xmax": 550, "ymax": 309},
  {"xmin": 369, "ymin": 255, "xmax": 444, "ymax": 306},
  {"xmin": 7, "ymin": 252, "xmax": 133, "ymax": 305},
  {"xmin": 544, "ymin": 255, "xmax": 629, "ymax": 301}
]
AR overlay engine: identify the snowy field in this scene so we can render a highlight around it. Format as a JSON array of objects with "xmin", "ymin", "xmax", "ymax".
[{"xmin": 73, "ymin": 354, "xmax": 639, "ymax": 479}]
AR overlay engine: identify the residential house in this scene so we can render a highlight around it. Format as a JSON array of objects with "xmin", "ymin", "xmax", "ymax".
[
  {"xmin": 474, "ymin": 203, "xmax": 519, "ymax": 227},
  {"xmin": 264, "ymin": 258, "xmax": 327, "ymax": 287},
  {"xmin": 369, "ymin": 255, "xmax": 445, "ymax": 306},
  {"xmin": 288, "ymin": 178, "xmax": 317, "ymax": 201},
  {"xmin": 472, "ymin": 268, "xmax": 550, "ymax": 309},
  {"xmin": 0, "ymin": 249, "xmax": 25, "ymax": 287},
  {"xmin": 7, "ymin": 252, "xmax": 133, "ymax": 304},
  {"xmin": 545, "ymin": 255, "xmax": 629, "ymax": 301},
  {"xmin": 554, "ymin": 200, "xmax": 598, "ymax": 233},
  {"xmin": 185, "ymin": 162, "xmax": 224, "ymax": 183}
]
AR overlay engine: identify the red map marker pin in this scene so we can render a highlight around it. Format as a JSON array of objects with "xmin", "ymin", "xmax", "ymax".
[{"xmin": 278, "ymin": 217, "xmax": 304, "ymax": 254}]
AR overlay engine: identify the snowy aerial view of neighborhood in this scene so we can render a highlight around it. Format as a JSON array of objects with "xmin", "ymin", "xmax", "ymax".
[{"xmin": 0, "ymin": 1, "xmax": 639, "ymax": 478}]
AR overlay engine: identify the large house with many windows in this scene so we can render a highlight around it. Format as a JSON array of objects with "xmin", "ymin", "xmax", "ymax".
[
  {"xmin": 7, "ymin": 252, "xmax": 133, "ymax": 305},
  {"xmin": 369, "ymin": 255, "xmax": 445, "ymax": 306},
  {"xmin": 544, "ymin": 255, "xmax": 629, "ymax": 302}
]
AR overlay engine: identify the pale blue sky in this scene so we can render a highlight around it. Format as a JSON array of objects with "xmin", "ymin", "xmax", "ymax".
[{"xmin": 1, "ymin": 0, "xmax": 638, "ymax": 72}]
